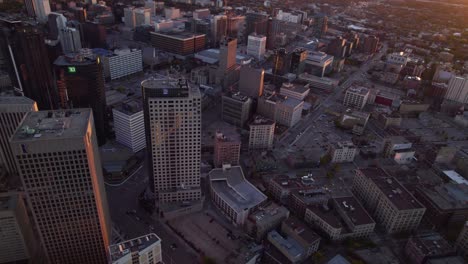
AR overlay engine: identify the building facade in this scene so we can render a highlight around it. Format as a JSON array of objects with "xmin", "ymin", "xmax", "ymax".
[
  {"xmin": 113, "ymin": 99, "xmax": 146, "ymax": 153},
  {"xmin": 10, "ymin": 109, "xmax": 112, "ymax": 264},
  {"xmin": 222, "ymin": 92, "xmax": 252, "ymax": 127},
  {"xmin": 239, "ymin": 65, "xmax": 264, "ymax": 98},
  {"xmin": 329, "ymin": 141, "xmax": 358, "ymax": 163},
  {"xmin": 109, "ymin": 233, "xmax": 162, "ymax": 264},
  {"xmin": 445, "ymin": 76, "xmax": 468, "ymax": 105},
  {"xmin": 343, "ymin": 86, "xmax": 370, "ymax": 109},
  {"xmin": 249, "ymin": 116, "xmax": 275, "ymax": 150},
  {"xmin": 247, "ymin": 34, "xmax": 266, "ymax": 59},
  {"xmin": 150, "ymin": 32, "xmax": 205, "ymax": 56}
]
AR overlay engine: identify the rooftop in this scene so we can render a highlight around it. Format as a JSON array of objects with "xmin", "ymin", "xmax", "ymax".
[
  {"xmin": 209, "ymin": 165, "xmax": 267, "ymax": 213},
  {"xmin": 271, "ymin": 175, "xmax": 318, "ymax": 190},
  {"xmin": 358, "ymin": 167, "xmax": 425, "ymax": 211},
  {"xmin": 282, "ymin": 216, "xmax": 321, "ymax": 244},
  {"xmin": 409, "ymin": 233, "xmax": 455, "ymax": 257},
  {"xmin": 109, "ymin": 233, "xmax": 161, "ymax": 262},
  {"xmin": 114, "ymin": 98, "xmax": 143, "ymax": 115},
  {"xmin": 333, "ymin": 196, "xmax": 375, "ymax": 226},
  {"xmin": 54, "ymin": 54, "xmax": 98, "ymax": 66},
  {"xmin": 442, "ymin": 170, "xmax": 468, "ymax": 185},
  {"xmin": 346, "ymin": 86, "xmax": 370, "ymax": 95},
  {"xmin": 267, "ymin": 230, "xmax": 304, "ymax": 261},
  {"xmin": 250, "ymin": 115, "xmax": 275, "ymax": 126},
  {"xmin": 416, "ymin": 183, "xmax": 468, "ymax": 211},
  {"xmin": 0, "ymin": 96, "xmax": 36, "ymax": 106},
  {"xmin": 333, "ymin": 141, "xmax": 356, "ymax": 149},
  {"xmin": 248, "ymin": 202, "xmax": 289, "ymax": 225},
  {"xmin": 223, "ymin": 92, "xmax": 251, "ymax": 102},
  {"xmin": 11, "ymin": 109, "xmax": 92, "ymax": 142},
  {"xmin": 150, "ymin": 31, "xmax": 205, "ymax": 40},
  {"xmin": 215, "ymin": 131, "xmax": 241, "ymax": 143},
  {"xmin": 280, "ymin": 83, "xmax": 310, "ymax": 94}
]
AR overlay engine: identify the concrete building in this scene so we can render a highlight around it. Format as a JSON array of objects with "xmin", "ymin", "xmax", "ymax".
[
  {"xmin": 289, "ymin": 186, "xmax": 330, "ymax": 218},
  {"xmin": 222, "ymin": 92, "xmax": 252, "ymax": 127},
  {"xmin": 387, "ymin": 52, "xmax": 409, "ymax": 66},
  {"xmin": 304, "ymin": 196, "xmax": 375, "ymax": 241},
  {"xmin": 142, "ymin": 78, "xmax": 202, "ymax": 204},
  {"xmin": 405, "ymin": 234, "xmax": 456, "ymax": 264},
  {"xmin": 124, "ymin": 7, "xmax": 136, "ymax": 28},
  {"xmin": 0, "ymin": 192, "xmax": 41, "ymax": 263},
  {"xmin": 61, "ymin": 27, "xmax": 82, "ymax": 53},
  {"xmin": 456, "ymin": 221, "xmax": 468, "ymax": 258},
  {"xmin": 112, "ymin": 98, "xmax": 146, "ymax": 153},
  {"xmin": 445, "ymin": 76, "xmax": 468, "ymax": 104},
  {"xmin": 209, "ymin": 165, "xmax": 267, "ymax": 226},
  {"xmin": 329, "ymin": 141, "xmax": 357, "ymax": 163},
  {"xmin": 383, "ymin": 136, "xmax": 413, "ymax": 158},
  {"xmin": 193, "ymin": 8, "xmax": 210, "ymax": 19},
  {"xmin": 10, "ymin": 109, "xmax": 112, "ymax": 263},
  {"xmin": 290, "ymin": 48, "xmax": 307, "ymax": 75},
  {"xmin": 99, "ymin": 48, "xmax": 143, "ymax": 80},
  {"xmin": 280, "ymin": 83, "xmax": 310, "ymax": 101},
  {"xmin": 267, "ymin": 175, "xmax": 318, "ymax": 205},
  {"xmin": 247, "ymin": 34, "xmax": 266, "ymax": 59},
  {"xmin": 109, "ymin": 233, "xmax": 162, "ymax": 264},
  {"xmin": 150, "ymin": 32, "xmax": 205, "ymax": 56},
  {"xmin": 352, "ymin": 168, "xmax": 426, "ymax": 234},
  {"xmin": 0, "ymin": 97, "xmax": 37, "ymax": 178},
  {"xmin": 362, "ymin": 35, "xmax": 379, "ymax": 54},
  {"xmin": 246, "ymin": 202, "xmax": 290, "ymax": 241},
  {"xmin": 282, "ymin": 217, "xmax": 321, "ymax": 258},
  {"xmin": 164, "ymin": 7, "xmax": 181, "ymax": 19},
  {"xmin": 134, "ymin": 8, "xmax": 151, "ymax": 27},
  {"xmin": 213, "ymin": 131, "xmax": 241, "ymax": 168},
  {"xmin": 343, "ymin": 86, "xmax": 370, "ymax": 109},
  {"xmin": 304, "ymin": 52, "xmax": 333, "ymax": 78},
  {"xmin": 239, "ymin": 65, "xmax": 264, "ymax": 98},
  {"xmin": 31, "ymin": 0, "xmax": 51, "ymax": 22},
  {"xmin": 257, "ymin": 92, "xmax": 303, "ymax": 128},
  {"xmin": 249, "ymin": 116, "xmax": 275, "ymax": 150},
  {"xmin": 297, "ymin": 73, "xmax": 339, "ymax": 91},
  {"xmin": 338, "ymin": 110, "xmax": 370, "ymax": 135}
]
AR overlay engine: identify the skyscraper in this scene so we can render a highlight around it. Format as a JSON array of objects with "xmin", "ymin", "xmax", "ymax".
[
  {"xmin": 290, "ymin": 48, "xmax": 307, "ymax": 75},
  {"xmin": 239, "ymin": 65, "xmax": 264, "ymax": 98},
  {"xmin": 247, "ymin": 34, "xmax": 266, "ymax": 59},
  {"xmin": 54, "ymin": 54, "xmax": 108, "ymax": 145},
  {"xmin": 245, "ymin": 12, "xmax": 269, "ymax": 37},
  {"xmin": 216, "ymin": 37, "xmax": 237, "ymax": 84},
  {"xmin": 312, "ymin": 14, "xmax": 328, "ymax": 38},
  {"xmin": 0, "ymin": 97, "xmax": 37, "ymax": 180},
  {"xmin": 212, "ymin": 14, "xmax": 227, "ymax": 47},
  {"xmin": 25, "ymin": 0, "xmax": 51, "ymax": 22},
  {"xmin": 10, "ymin": 109, "xmax": 112, "ymax": 264},
  {"xmin": 142, "ymin": 78, "xmax": 202, "ymax": 204}
]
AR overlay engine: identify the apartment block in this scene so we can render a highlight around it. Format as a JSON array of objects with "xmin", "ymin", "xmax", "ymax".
[
  {"xmin": 100, "ymin": 48, "xmax": 143, "ymax": 80},
  {"xmin": 112, "ymin": 98, "xmax": 146, "ymax": 153},
  {"xmin": 213, "ymin": 131, "xmax": 241, "ymax": 167},
  {"xmin": 329, "ymin": 141, "xmax": 357, "ymax": 163},
  {"xmin": 109, "ymin": 233, "xmax": 162, "ymax": 264},
  {"xmin": 249, "ymin": 116, "xmax": 275, "ymax": 150},
  {"xmin": 246, "ymin": 202, "xmax": 290, "ymax": 241},
  {"xmin": 343, "ymin": 86, "xmax": 370, "ymax": 109},
  {"xmin": 352, "ymin": 168, "xmax": 426, "ymax": 234}
]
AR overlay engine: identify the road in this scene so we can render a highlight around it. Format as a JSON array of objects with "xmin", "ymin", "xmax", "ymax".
[
  {"xmin": 281, "ymin": 45, "xmax": 388, "ymax": 147},
  {"xmin": 105, "ymin": 159, "xmax": 198, "ymax": 264}
]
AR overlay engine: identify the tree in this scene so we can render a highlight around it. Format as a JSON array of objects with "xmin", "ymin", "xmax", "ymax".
[
  {"xmin": 326, "ymin": 171, "xmax": 334, "ymax": 179},
  {"xmin": 320, "ymin": 154, "xmax": 332, "ymax": 165}
]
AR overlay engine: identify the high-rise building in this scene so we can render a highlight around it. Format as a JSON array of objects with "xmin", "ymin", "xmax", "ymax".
[
  {"xmin": 445, "ymin": 76, "xmax": 468, "ymax": 104},
  {"xmin": 10, "ymin": 109, "xmax": 112, "ymax": 263},
  {"xmin": 327, "ymin": 36, "xmax": 347, "ymax": 58},
  {"xmin": 54, "ymin": 54, "xmax": 108, "ymax": 145},
  {"xmin": 61, "ymin": 27, "xmax": 82, "ymax": 53},
  {"xmin": 312, "ymin": 14, "xmax": 327, "ymax": 38},
  {"xmin": 113, "ymin": 98, "xmax": 146, "ymax": 153},
  {"xmin": 362, "ymin": 35, "xmax": 379, "ymax": 54},
  {"xmin": 227, "ymin": 15, "xmax": 245, "ymax": 41},
  {"xmin": 0, "ymin": 23, "xmax": 58, "ymax": 110},
  {"xmin": 343, "ymin": 86, "xmax": 370, "ymax": 109},
  {"xmin": 124, "ymin": 7, "xmax": 136, "ymax": 28},
  {"xmin": 47, "ymin": 12, "xmax": 67, "ymax": 40},
  {"xmin": 304, "ymin": 51, "xmax": 334, "ymax": 78},
  {"xmin": 290, "ymin": 48, "xmax": 307, "ymax": 75},
  {"xmin": 0, "ymin": 192, "xmax": 42, "ymax": 263},
  {"xmin": 272, "ymin": 48, "xmax": 290, "ymax": 76},
  {"xmin": 213, "ymin": 131, "xmax": 241, "ymax": 168},
  {"xmin": 109, "ymin": 233, "xmax": 162, "ymax": 264},
  {"xmin": 257, "ymin": 92, "xmax": 304, "ymax": 128},
  {"xmin": 27, "ymin": 0, "xmax": 51, "ymax": 22},
  {"xmin": 0, "ymin": 97, "xmax": 37, "ymax": 180},
  {"xmin": 216, "ymin": 37, "xmax": 237, "ymax": 84},
  {"xmin": 142, "ymin": 78, "xmax": 202, "ymax": 203},
  {"xmin": 249, "ymin": 116, "xmax": 275, "ymax": 150},
  {"xmin": 247, "ymin": 34, "xmax": 266, "ymax": 59},
  {"xmin": 267, "ymin": 19, "xmax": 303, "ymax": 50},
  {"xmin": 82, "ymin": 22, "xmax": 107, "ymax": 48},
  {"xmin": 212, "ymin": 15, "xmax": 227, "ymax": 46},
  {"xmin": 245, "ymin": 12, "xmax": 269, "ymax": 37},
  {"xmin": 100, "ymin": 48, "xmax": 143, "ymax": 80},
  {"xmin": 222, "ymin": 92, "xmax": 252, "ymax": 127},
  {"xmin": 134, "ymin": 8, "xmax": 151, "ymax": 27},
  {"xmin": 239, "ymin": 65, "xmax": 264, "ymax": 98},
  {"xmin": 150, "ymin": 32, "xmax": 205, "ymax": 56}
]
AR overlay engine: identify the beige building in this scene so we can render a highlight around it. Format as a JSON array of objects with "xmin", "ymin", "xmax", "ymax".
[
  {"xmin": 257, "ymin": 92, "xmax": 303, "ymax": 128},
  {"xmin": 246, "ymin": 202, "xmax": 290, "ymax": 241},
  {"xmin": 142, "ymin": 78, "xmax": 202, "ymax": 204},
  {"xmin": 352, "ymin": 168, "xmax": 425, "ymax": 234},
  {"xmin": 249, "ymin": 116, "xmax": 275, "ymax": 150},
  {"xmin": 109, "ymin": 233, "xmax": 162, "ymax": 264},
  {"xmin": 0, "ymin": 192, "xmax": 41, "ymax": 263},
  {"xmin": 10, "ymin": 109, "xmax": 112, "ymax": 263},
  {"xmin": 0, "ymin": 97, "xmax": 37, "ymax": 177},
  {"xmin": 329, "ymin": 141, "xmax": 357, "ymax": 163},
  {"xmin": 343, "ymin": 86, "xmax": 370, "ymax": 109},
  {"xmin": 456, "ymin": 221, "xmax": 468, "ymax": 258}
]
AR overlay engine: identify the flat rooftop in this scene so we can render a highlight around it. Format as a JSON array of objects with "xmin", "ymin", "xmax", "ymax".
[
  {"xmin": 280, "ymin": 83, "xmax": 310, "ymax": 94},
  {"xmin": 248, "ymin": 202, "xmax": 289, "ymax": 225},
  {"xmin": 209, "ymin": 165, "xmax": 267, "ymax": 213},
  {"xmin": 409, "ymin": 233, "xmax": 455, "ymax": 257},
  {"xmin": 333, "ymin": 141, "xmax": 356, "ymax": 149},
  {"xmin": 114, "ymin": 98, "xmax": 143, "ymax": 115},
  {"xmin": 54, "ymin": 54, "xmax": 97, "ymax": 66},
  {"xmin": 268, "ymin": 230, "xmax": 303, "ymax": 261},
  {"xmin": 416, "ymin": 183, "xmax": 468, "ymax": 211},
  {"xmin": 0, "ymin": 96, "xmax": 36, "ymax": 106},
  {"xmin": 358, "ymin": 168, "xmax": 424, "ymax": 211},
  {"xmin": 223, "ymin": 92, "xmax": 250, "ymax": 102},
  {"xmin": 250, "ymin": 115, "xmax": 275, "ymax": 126},
  {"xmin": 333, "ymin": 196, "xmax": 375, "ymax": 226},
  {"xmin": 347, "ymin": 86, "xmax": 369, "ymax": 95},
  {"xmin": 150, "ymin": 31, "xmax": 205, "ymax": 40},
  {"xmin": 11, "ymin": 109, "xmax": 92, "ymax": 142},
  {"xmin": 109, "ymin": 233, "xmax": 160, "ymax": 262},
  {"xmin": 215, "ymin": 131, "xmax": 241, "ymax": 143},
  {"xmin": 283, "ymin": 216, "xmax": 321, "ymax": 244}
]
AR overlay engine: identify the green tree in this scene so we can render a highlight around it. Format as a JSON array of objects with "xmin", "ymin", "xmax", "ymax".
[{"xmin": 320, "ymin": 154, "xmax": 331, "ymax": 165}]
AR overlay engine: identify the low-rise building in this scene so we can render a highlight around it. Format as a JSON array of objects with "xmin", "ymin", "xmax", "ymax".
[
  {"xmin": 383, "ymin": 136, "xmax": 413, "ymax": 158},
  {"xmin": 352, "ymin": 168, "xmax": 426, "ymax": 234},
  {"xmin": 377, "ymin": 112, "xmax": 402, "ymax": 129},
  {"xmin": 213, "ymin": 131, "xmax": 241, "ymax": 167},
  {"xmin": 150, "ymin": 31, "xmax": 205, "ymax": 56},
  {"xmin": 405, "ymin": 233, "xmax": 456, "ymax": 264},
  {"xmin": 456, "ymin": 221, "xmax": 468, "ymax": 258},
  {"xmin": 222, "ymin": 92, "xmax": 252, "ymax": 127},
  {"xmin": 267, "ymin": 175, "xmax": 318, "ymax": 205},
  {"xmin": 329, "ymin": 141, "xmax": 357, "ymax": 163},
  {"xmin": 289, "ymin": 187, "xmax": 329, "ymax": 218},
  {"xmin": 280, "ymin": 83, "xmax": 310, "ymax": 101},
  {"xmin": 304, "ymin": 52, "xmax": 334, "ymax": 77},
  {"xmin": 305, "ymin": 196, "xmax": 375, "ymax": 241},
  {"xmin": 338, "ymin": 110, "xmax": 370, "ymax": 135},
  {"xmin": 209, "ymin": 165, "xmax": 267, "ymax": 226},
  {"xmin": 109, "ymin": 233, "xmax": 162, "ymax": 264},
  {"xmin": 343, "ymin": 86, "xmax": 370, "ymax": 109},
  {"xmin": 249, "ymin": 116, "xmax": 275, "ymax": 150},
  {"xmin": 246, "ymin": 202, "xmax": 290, "ymax": 241},
  {"xmin": 297, "ymin": 73, "xmax": 339, "ymax": 92},
  {"xmin": 112, "ymin": 98, "xmax": 146, "ymax": 153},
  {"xmin": 282, "ymin": 217, "xmax": 321, "ymax": 258},
  {"xmin": 257, "ymin": 92, "xmax": 303, "ymax": 128}
]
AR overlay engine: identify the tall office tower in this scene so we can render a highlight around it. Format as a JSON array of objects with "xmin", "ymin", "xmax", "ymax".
[
  {"xmin": 124, "ymin": 7, "xmax": 136, "ymax": 28},
  {"xmin": 27, "ymin": 0, "xmax": 51, "ymax": 22},
  {"xmin": 245, "ymin": 12, "xmax": 269, "ymax": 37},
  {"xmin": 47, "ymin": 12, "xmax": 67, "ymax": 40},
  {"xmin": 217, "ymin": 37, "xmax": 237, "ymax": 83},
  {"xmin": 239, "ymin": 65, "xmax": 264, "ymax": 98},
  {"xmin": 71, "ymin": 7, "xmax": 87, "ymax": 23},
  {"xmin": 0, "ymin": 23, "xmax": 58, "ymax": 110},
  {"xmin": 24, "ymin": 0, "xmax": 35, "ymax": 17},
  {"xmin": 249, "ymin": 116, "xmax": 275, "ymax": 150},
  {"xmin": 312, "ymin": 14, "xmax": 327, "ymax": 38},
  {"xmin": 222, "ymin": 92, "xmax": 252, "ymax": 127},
  {"xmin": 142, "ymin": 78, "xmax": 202, "ymax": 204},
  {"xmin": 362, "ymin": 35, "xmax": 379, "ymax": 54},
  {"xmin": 266, "ymin": 19, "xmax": 303, "ymax": 50},
  {"xmin": 247, "ymin": 34, "xmax": 266, "ymax": 59},
  {"xmin": 227, "ymin": 15, "xmax": 245, "ymax": 41},
  {"xmin": 272, "ymin": 48, "xmax": 290, "ymax": 76},
  {"xmin": 82, "ymin": 22, "xmax": 107, "ymax": 48},
  {"xmin": 145, "ymin": 0, "xmax": 157, "ymax": 15},
  {"xmin": 327, "ymin": 36, "xmax": 347, "ymax": 58},
  {"xmin": 212, "ymin": 15, "xmax": 227, "ymax": 46},
  {"xmin": 54, "ymin": 54, "xmax": 107, "ymax": 145},
  {"xmin": 112, "ymin": 98, "xmax": 146, "ymax": 153},
  {"xmin": 445, "ymin": 76, "xmax": 468, "ymax": 104},
  {"xmin": 10, "ymin": 109, "xmax": 112, "ymax": 264},
  {"xmin": 0, "ymin": 192, "xmax": 42, "ymax": 263},
  {"xmin": 61, "ymin": 27, "xmax": 82, "ymax": 53},
  {"xmin": 134, "ymin": 8, "xmax": 151, "ymax": 27},
  {"xmin": 290, "ymin": 48, "xmax": 307, "ymax": 75},
  {"xmin": 0, "ymin": 97, "xmax": 37, "ymax": 181}
]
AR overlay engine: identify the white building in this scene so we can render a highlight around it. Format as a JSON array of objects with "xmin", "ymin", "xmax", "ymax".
[
  {"xmin": 343, "ymin": 86, "xmax": 370, "ymax": 109},
  {"xmin": 113, "ymin": 99, "xmax": 146, "ymax": 153},
  {"xmin": 32, "ymin": 0, "xmax": 51, "ymax": 22},
  {"xmin": 329, "ymin": 141, "xmax": 357, "ymax": 163},
  {"xmin": 123, "ymin": 7, "xmax": 136, "ymax": 28},
  {"xmin": 280, "ymin": 82, "xmax": 310, "ymax": 101},
  {"xmin": 249, "ymin": 116, "xmax": 275, "ymax": 150},
  {"xmin": 445, "ymin": 75, "xmax": 468, "ymax": 104},
  {"xmin": 142, "ymin": 78, "xmax": 202, "ymax": 203},
  {"xmin": 247, "ymin": 34, "xmax": 266, "ymax": 59},
  {"xmin": 304, "ymin": 52, "xmax": 334, "ymax": 78},
  {"xmin": 109, "ymin": 233, "xmax": 162, "ymax": 264},
  {"xmin": 387, "ymin": 52, "xmax": 409, "ymax": 66},
  {"xmin": 145, "ymin": 0, "xmax": 156, "ymax": 15},
  {"xmin": 61, "ymin": 27, "xmax": 82, "ymax": 53},
  {"xmin": 209, "ymin": 165, "xmax": 267, "ymax": 226},
  {"xmin": 134, "ymin": 7, "xmax": 151, "ymax": 27},
  {"xmin": 257, "ymin": 92, "xmax": 304, "ymax": 128},
  {"xmin": 276, "ymin": 10, "xmax": 305, "ymax": 24},
  {"xmin": 102, "ymin": 49, "xmax": 143, "ymax": 80},
  {"xmin": 164, "ymin": 7, "xmax": 181, "ymax": 19}
]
